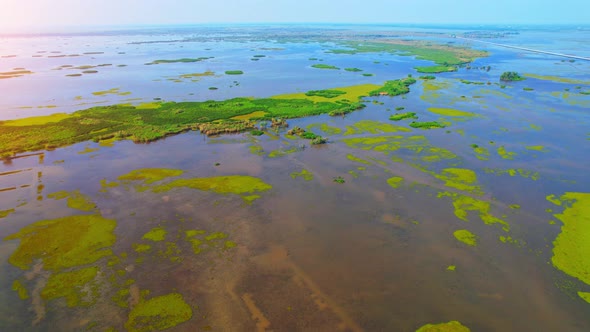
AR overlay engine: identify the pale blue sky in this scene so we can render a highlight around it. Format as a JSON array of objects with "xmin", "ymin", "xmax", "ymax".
[{"xmin": 1, "ymin": 0, "xmax": 588, "ymax": 31}]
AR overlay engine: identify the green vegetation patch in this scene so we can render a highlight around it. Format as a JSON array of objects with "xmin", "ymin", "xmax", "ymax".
[
  {"xmin": 389, "ymin": 112, "xmax": 417, "ymax": 121},
  {"xmin": 549, "ymin": 192, "xmax": 590, "ymax": 286},
  {"xmin": 419, "ymin": 75, "xmax": 436, "ymax": 80},
  {"xmin": 290, "ymin": 169, "xmax": 314, "ymax": 181},
  {"xmin": 386, "ymin": 176, "xmax": 404, "ymax": 189},
  {"xmin": 435, "ymin": 168, "xmax": 481, "ymax": 194},
  {"xmin": 347, "ymin": 154, "xmax": 372, "ymax": 165},
  {"xmin": 329, "ymin": 40, "xmax": 487, "ymax": 67},
  {"xmin": 47, "ymin": 190, "xmax": 96, "ymax": 211},
  {"xmin": 453, "ymin": 229, "xmax": 478, "ymax": 246},
  {"xmin": 497, "ymin": 146, "xmax": 516, "ymax": 160},
  {"xmin": 0, "ymin": 208, "xmax": 15, "ymax": 219},
  {"xmin": 151, "ymin": 175, "xmax": 272, "ymax": 200},
  {"xmin": 145, "ymin": 57, "xmax": 212, "ymax": 65},
  {"xmin": 415, "ymin": 65, "xmax": 457, "ymax": 73},
  {"xmin": 416, "ymin": 320, "xmax": 471, "ymax": 331},
  {"xmin": 1, "ymin": 113, "xmax": 72, "ymax": 127},
  {"xmin": 4, "ymin": 214, "xmax": 117, "ymax": 271},
  {"xmin": 12, "ymin": 280, "xmax": 29, "ymax": 299},
  {"xmin": 225, "ymin": 70, "xmax": 244, "ymax": 75},
  {"xmin": 118, "ymin": 168, "xmax": 184, "ymax": 184},
  {"xmin": 0, "ymin": 78, "xmax": 416, "ymax": 157},
  {"xmin": 125, "ymin": 293, "xmax": 192, "ymax": 332},
  {"xmin": 439, "ymin": 192, "xmax": 509, "ymax": 231},
  {"xmin": 427, "ymin": 107, "xmax": 476, "ymax": 117},
  {"xmin": 523, "ymin": 73, "xmax": 589, "ymax": 85},
  {"xmin": 525, "ymin": 145, "xmax": 546, "ymax": 152},
  {"xmin": 500, "ymin": 71, "xmax": 525, "ymax": 82},
  {"xmin": 579, "ymin": 292, "xmax": 590, "ymax": 304},
  {"xmin": 307, "ymin": 123, "xmax": 342, "ymax": 135},
  {"xmin": 305, "ymin": 89, "xmax": 347, "ymax": 98},
  {"xmin": 369, "ymin": 77, "xmax": 416, "ymax": 96},
  {"xmin": 472, "ymin": 144, "xmax": 490, "ymax": 160},
  {"xmin": 342, "ymin": 133, "xmax": 457, "ymax": 164},
  {"xmin": 344, "ymin": 67, "xmax": 363, "ymax": 72},
  {"xmin": 311, "ymin": 64, "xmax": 340, "ymax": 70},
  {"xmin": 143, "ymin": 227, "xmax": 167, "ymax": 242},
  {"xmin": 409, "ymin": 121, "xmax": 446, "ymax": 129},
  {"xmin": 343, "ymin": 120, "xmax": 411, "ymax": 135},
  {"xmin": 41, "ymin": 266, "xmax": 98, "ymax": 307}
]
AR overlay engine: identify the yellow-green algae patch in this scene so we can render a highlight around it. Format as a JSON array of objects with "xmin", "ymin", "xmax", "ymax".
[
  {"xmin": 133, "ymin": 244, "xmax": 152, "ymax": 253},
  {"xmin": 387, "ymin": 176, "xmax": 404, "ymax": 189},
  {"xmin": 343, "ymin": 120, "xmax": 411, "ymax": 136},
  {"xmin": 307, "ymin": 123, "xmax": 342, "ymax": 135},
  {"xmin": 12, "ymin": 280, "xmax": 29, "ymax": 299},
  {"xmin": 4, "ymin": 214, "xmax": 116, "ymax": 271},
  {"xmin": 151, "ymin": 175, "xmax": 272, "ymax": 201},
  {"xmin": 231, "ymin": 110, "xmax": 268, "ymax": 121},
  {"xmin": 100, "ymin": 178, "xmax": 120, "ymax": 189},
  {"xmin": 416, "ymin": 320, "xmax": 470, "ymax": 332},
  {"xmin": 290, "ymin": 169, "xmax": 314, "ymax": 181},
  {"xmin": 579, "ymin": 292, "xmax": 590, "ymax": 304},
  {"xmin": 446, "ymin": 265, "xmax": 456, "ymax": 272},
  {"xmin": 526, "ymin": 145, "xmax": 546, "ymax": 152},
  {"xmin": 454, "ymin": 229, "xmax": 478, "ymax": 246},
  {"xmin": 347, "ymin": 154, "xmax": 372, "ymax": 165},
  {"xmin": 92, "ymin": 88, "xmax": 131, "ymax": 96},
  {"xmin": 472, "ymin": 145, "xmax": 490, "ymax": 160},
  {"xmin": 0, "ymin": 208, "xmax": 15, "ymax": 218},
  {"xmin": 41, "ymin": 266, "xmax": 98, "ymax": 307},
  {"xmin": 497, "ymin": 146, "xmax": 516, "ymax": 160},
  {"xmin": 77, "ymin": 146, "xmax": 99, "ymax": 155},
  {"xmin": 118, "ymin": 168, "xmax": 184, "ymax": 184},
  {"xmin": 125, "ymin": 293, "xmax": 192, "ymax": 332},
  {"xmin": 439, "ymin": 192, "xmax": 509, "ymax": 231},
  {"xmin": 1, "ymin": 113, "xmax": 73, "ymax": 126},
  {"xmin": 273, "ymin": 83, "xmax": 380, "ymax": 103},
  {"xmin": 435, "ymin": 168, "xmax": 481, "ymax": 194},
  {"xmin": 47, "ymin": 190, "xmax": 96, "ymax": 211},
  {"xmin": 549, "ymin": 192, "xmax": 590, "ymax": 286},
  {"xmin": 484, "ymin": 168, "xmax": 539, "ymax": 181},
  {"xmin": 546, "ymin": 194, "xmax": 562, "ymax": 206},
  {"xmin": 427, "ymin": 107, "xmax": 476, "ymax": 117},
  {"xmin": 268, "ymin": 146, "xmax": 299, "ymax": 158},
  {"xmin": 142, "ymin": 227, "xmax": 167, "ymax": 242},
  {"xmin": 523, "ymin": 73, "xmax": 590, "ymax": 85}
]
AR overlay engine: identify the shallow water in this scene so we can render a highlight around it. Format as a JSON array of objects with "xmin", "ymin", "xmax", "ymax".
[{"xmin": 1, "ymin": 24, "xmax": 589, "ymax": 331}]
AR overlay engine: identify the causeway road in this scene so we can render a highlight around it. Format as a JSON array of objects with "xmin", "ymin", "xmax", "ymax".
[{"xmin": 455, "ymin": 36, "xmax": 590, "ymax": 62}]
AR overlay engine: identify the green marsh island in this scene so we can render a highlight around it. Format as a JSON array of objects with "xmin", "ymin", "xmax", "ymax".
[{"xmin": 0, "ymin": 23, "xmax": 589, "ymax": 332}]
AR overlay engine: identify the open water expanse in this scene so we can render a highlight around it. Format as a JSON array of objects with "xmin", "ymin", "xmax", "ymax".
[{"xmin": 0, "ymin": 24, "xmax": 589, "ymax": 331}]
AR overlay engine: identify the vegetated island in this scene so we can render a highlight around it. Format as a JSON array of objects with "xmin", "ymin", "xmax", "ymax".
[
  {"xmin": 225, "ymin": 70, "xmax": 244, "ymax": 75},
  {"xmin": 0, "ymin": 77, "xmax": 416, "ymax": 158},
  {"xmin": 500, "ymin": 71, "xmax": 525, "ymax": 82},
  {"xmin": 145, "ymin": 57, "xmax": 213, "ymax": 65},
  {"xmin": 311, "ymin": 64, "xmax": 340, "ymax": 70},
  {"xmin": 329, "ymin": 39, "xmax": 488, "ymax": 73}
]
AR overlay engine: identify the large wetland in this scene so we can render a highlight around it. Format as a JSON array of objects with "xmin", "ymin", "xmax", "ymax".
[{"xmin": 0, "ymin": 24, "xmax": 589, "ymax": 331}]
